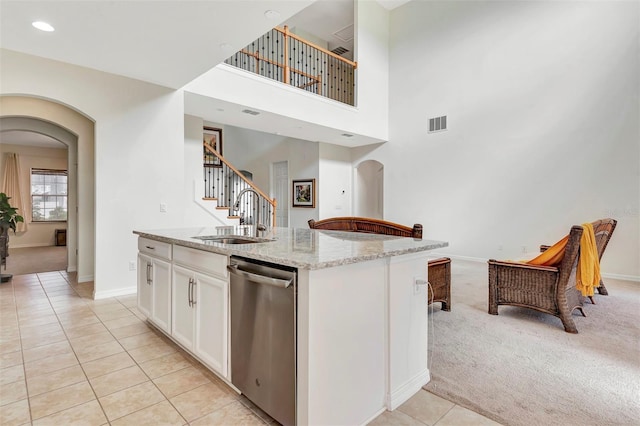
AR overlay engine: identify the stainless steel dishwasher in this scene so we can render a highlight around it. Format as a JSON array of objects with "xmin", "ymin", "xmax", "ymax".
[{"xmin": 228, "ymin": 256, "xmax": 297, "ymax": 426}]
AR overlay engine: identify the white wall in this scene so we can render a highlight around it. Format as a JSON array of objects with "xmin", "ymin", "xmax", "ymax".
[
  {"xmin": 0, "ymin": 144, "xmax": 67, "ymax": 248},
  {"xmin": 354, "ymin": 0, "xmax": 639, "ymax": 278},
  {"xmin": 318, "ymin": 143, "xmax": 352, "ymax": 219},
  {"xmin": 1, "ymin": 49, "xmax": 185, "ymax": 297}
]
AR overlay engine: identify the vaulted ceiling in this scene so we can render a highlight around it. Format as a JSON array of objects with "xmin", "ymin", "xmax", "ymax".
[{"xmin": 0, "ymin": 0, "xmax": 410, "ymax": 147}]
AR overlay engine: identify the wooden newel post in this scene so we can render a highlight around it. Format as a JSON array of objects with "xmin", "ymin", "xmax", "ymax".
[
  {"xmin": 283, "ymin": 26, "xmax": 290, "ymax": 85},
  {"xmin": 272, "ymin": 199, "xmax": 277, "ymax": 228}
]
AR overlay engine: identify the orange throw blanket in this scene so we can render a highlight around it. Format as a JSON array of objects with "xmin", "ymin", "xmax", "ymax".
[{"xmin": 525, "ymin": 223, "xmax": 601, "ymax": 296}]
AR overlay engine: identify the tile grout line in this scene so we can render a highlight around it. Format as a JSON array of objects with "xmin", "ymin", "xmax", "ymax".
[
  {"xmin": 7, "ymin": 274, "xmax": 34, "ymax": 425},
  {"xmin": 31, "ymin": 271, "xmax": 108, "ymax": 423}
]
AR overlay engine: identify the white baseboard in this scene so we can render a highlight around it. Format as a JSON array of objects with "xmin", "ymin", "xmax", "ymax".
[
  {"xmin": 432, "ymin": 253, "xmax": 640, "ymax": 282},
  {"xmin": 93, "ymin": 286, "xmax": 136, "ymax": 300},
  {"xmin": 429, "ymin": 253, "xmax": 487, "ymax": 263},
  {"xmin": 78, "ymin": 274, "xmax": 94, "ymax": 283},
  {"xmin": 601, "ymin": 272, "xmax": 640, "ymax": 282},
  {"xmin": 386, "ymin": 368, "xmax": 430, "ymax": 411},
  {"xmin": 10, "ymin": 243, "xmax": 55, "ymax": 248}
]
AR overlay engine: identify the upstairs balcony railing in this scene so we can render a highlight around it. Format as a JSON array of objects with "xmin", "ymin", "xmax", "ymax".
[
  {"xmin": 225, "ymin": 25, "xmax": 357, "ymax": 106},
  {"xmin": 203, "ymin": 142, "xmax": 277, "ymax": 228}
]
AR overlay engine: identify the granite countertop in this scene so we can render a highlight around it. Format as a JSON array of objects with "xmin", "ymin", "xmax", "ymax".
[{"xmin": 134, "ymin": 226, "xmax": 448, "ymax": 270}]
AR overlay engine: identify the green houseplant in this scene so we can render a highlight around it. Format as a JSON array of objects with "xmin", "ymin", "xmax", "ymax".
[
  {"xmin": 0, "ymin": 192, "xmax": 24, "ymax": 233},
  {"xmin": 1, "ymin": 192, "xmax": 24, "ymax": 282}
]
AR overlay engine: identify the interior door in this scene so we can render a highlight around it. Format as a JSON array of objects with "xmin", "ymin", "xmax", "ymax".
[{"xmin": 272, "ymin": 161, "xmax": 289, "ymax": 227}]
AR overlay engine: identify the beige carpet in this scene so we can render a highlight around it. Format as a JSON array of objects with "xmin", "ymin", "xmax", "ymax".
[
  {"xmin": 2, "ymin": 246, "xmax": 67, "ymax": 276},
  {"xmin": 424, "ymin": 259, "xmax": 640, "ymax": 426}
]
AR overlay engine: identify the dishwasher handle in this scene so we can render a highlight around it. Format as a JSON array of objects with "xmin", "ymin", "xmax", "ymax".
[{"xmin": 227, "ymin": 264, "xmax": 293, "ymax": 288}]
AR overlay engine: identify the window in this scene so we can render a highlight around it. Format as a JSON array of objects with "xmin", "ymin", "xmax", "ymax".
[{"xmin": 31, "ymin": 169, "xmax": 68, "ymax": 222}]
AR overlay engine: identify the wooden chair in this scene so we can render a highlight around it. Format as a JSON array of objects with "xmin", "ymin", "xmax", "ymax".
[
  {"xmin": 488, "ymin": 224, "xmax": 588, "ymax": 333},
  {"xmin": 308, "ymin": 217, "xmax": 451, "ymax": 311},
  {"xmin": 307, "ymin": 217, "xmax": 422, "ymax": 239},
  {"xmin": 426, "ymin": 256, "xmax": 451, "ymax": 311}
]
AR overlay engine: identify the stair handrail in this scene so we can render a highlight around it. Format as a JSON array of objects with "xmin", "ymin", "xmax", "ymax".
[
  {"xmin": 225, "ymin": 25, "xmax": 357, "ymax": 105},
  {"xmin": 275, "ymin": 26, "xmax": 357, "ymax": 68},
  {"xmin": 203, "ymin": 142, "xmax": 277, "ymax": 227}
]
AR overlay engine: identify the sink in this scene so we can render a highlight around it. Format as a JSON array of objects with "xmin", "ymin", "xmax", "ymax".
[{"xmin": 192, "ymin": 235, "xmax": 275, "ymax": 245}]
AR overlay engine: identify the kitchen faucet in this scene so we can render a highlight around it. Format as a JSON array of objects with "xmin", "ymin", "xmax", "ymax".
[{"xmin": 233, "ymin": 188, "xmax": 267, "ymax": 232}]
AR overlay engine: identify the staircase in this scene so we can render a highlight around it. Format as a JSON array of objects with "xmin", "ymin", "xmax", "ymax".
[{"xmin": 203, "ymin": 142, "xmax": 277, "ymax": 228}]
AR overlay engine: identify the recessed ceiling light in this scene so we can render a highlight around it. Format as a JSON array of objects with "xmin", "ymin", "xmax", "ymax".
[
  {"xmin": 264, "ymin": 10, "xmax": 280, "ymax": 20},
  {"xmin": 32, "ymin": 21, "xmax": 55, "ymax": 32}
]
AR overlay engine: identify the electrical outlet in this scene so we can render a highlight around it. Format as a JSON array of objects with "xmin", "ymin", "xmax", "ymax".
[
  {"xmin": 498, "ymin": 245, "xmax": 503, "ymax": 251},
  {"xmin": 414, "ymin": 276, "xmax": 428, "ymax": 295},
  {"xmin": 129, "ymin": 261, "xmax": 136, "ymax": 271},
  {"xmin": 160, "ymin": 203, "xmax": 167, "ymax": 213},
  {"xmin": 521, "ymin": 246, "xmax": 527, "ymax": 253}
]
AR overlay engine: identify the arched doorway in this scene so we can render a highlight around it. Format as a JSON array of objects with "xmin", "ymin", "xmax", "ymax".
[
  {"xmin": 0, "ymin": 96, "xmax": 95, "ymax": 282},
  {"xmin": 354, "ymin": 159, "xmax": 384, "ymax": 219},
  {"xmin": 0, "ymin": 120, "xmax": 75, "ymax": 273}
]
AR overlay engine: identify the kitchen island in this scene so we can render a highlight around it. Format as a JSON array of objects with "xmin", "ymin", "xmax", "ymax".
[{"xmin": 134, "ymin": 226, "xmax": 448, "ymax": 425}]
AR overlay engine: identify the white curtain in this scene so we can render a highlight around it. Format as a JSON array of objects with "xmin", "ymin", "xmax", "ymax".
[{"xmin": 2, "ymin": 153, "xmax": 28, "ymax": 232}]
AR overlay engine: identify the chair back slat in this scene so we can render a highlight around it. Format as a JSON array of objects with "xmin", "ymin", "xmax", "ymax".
[
  {"xmin": 308, "ymin": 217, "xmax": 422, "ymax": 239},
  {"xmin": 591, "ymin": 218, "xmax": 617, "ymax": 260}
]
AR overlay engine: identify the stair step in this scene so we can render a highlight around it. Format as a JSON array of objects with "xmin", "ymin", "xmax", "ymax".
[
  {"xmin": 228, "ymin": 216, "xmax": 241, "ymax": 219},
  {"xmin": 202, "ymin": 197, "xmax": 218, "ymax": 201},
  {"xmin": 216, "ymin": 206, "xmax": 230, "ymax": 210}
]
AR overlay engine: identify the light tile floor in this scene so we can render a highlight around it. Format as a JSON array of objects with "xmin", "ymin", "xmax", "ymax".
[{"xmin": 0, "ymin": 271, "xmax": 500, "ymax": 426}]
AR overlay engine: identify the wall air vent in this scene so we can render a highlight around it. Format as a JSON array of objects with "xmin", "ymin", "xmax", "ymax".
[
  {"xmin": 333, "ymin": 24, "xmax": 354, "ymax": 42},
  {"xmin": 428, "ymin": 115, "xmax": 447, "ymax": 133},
  {"xmin": 341, "ymin": 133, "xmax": 354, "ymax": 138},
  {"xmin": 331, "ymin": 46, "xmax": 349, "ymax": 56},
  {"xmin": 242, "ymin": 109, "xmax": 260, "ymax": 116}
]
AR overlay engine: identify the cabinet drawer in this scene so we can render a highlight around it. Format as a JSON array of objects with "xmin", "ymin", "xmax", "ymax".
[
  {"xmin": 138, "ymin": 237, "xmax": 172, "ymax": 260},
  {"xmin": 173, "ymin": 245, "xmax": 228, "ymax": 278}
]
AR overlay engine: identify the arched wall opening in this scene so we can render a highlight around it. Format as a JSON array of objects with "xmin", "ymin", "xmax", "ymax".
[
  {"xmin": 0, "ymin": 95, "xmax": 95, "ymax": 283},
  {"xmin": 354, "ymin": 159, "xmax": 384, "ymax": 219}
]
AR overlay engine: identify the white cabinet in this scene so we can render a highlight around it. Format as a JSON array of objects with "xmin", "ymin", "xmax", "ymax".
[
  {"xmin": 137, "ymin": 253, "xmax": 153, "ymax": 318},
  {"xmin": 194, "ymin": 272, "xmax": 228, "ymax": 374},
  {"xmin": 136, "ymin": 238, "xmax": 172, "ymax": 333},
  {"xmin": 171, "ymin": 246, "xmax": 229, "ymax": 378},
  {"xmin": 171, "ymin": 264, "xmax": 196, "ymax": 349}
]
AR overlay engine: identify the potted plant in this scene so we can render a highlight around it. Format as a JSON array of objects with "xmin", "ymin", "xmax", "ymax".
[
  {"xmin": 0, "ymin": 192, "xmax": 25, "ymax": 233},
  {"xmin": 0, "ymin": 192, "xmax": 24, "ymax": 282}
]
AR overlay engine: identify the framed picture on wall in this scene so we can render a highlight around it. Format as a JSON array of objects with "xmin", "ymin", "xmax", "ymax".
[
  {"xmin": 292, "ymin": 179, "xmax": 315, "ymax": 208},
  {"xmin": 203, "ymin": 127, "xmax": 223, "ymax": 167}
]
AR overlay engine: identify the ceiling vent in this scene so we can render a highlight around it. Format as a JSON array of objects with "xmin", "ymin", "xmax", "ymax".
[
  {"xmin": 333, "ymin": 24, "xmax": 354, "ymax": 42},
  {"xmin": 242, "ymin": 109, "xmax": 260, "ymax": 116},
  {"xmin": 331, "ymin": 46, "xmax": 349, "ymax": 56},
  {"xmin": 341, "ymin": 133, "xmax": 354, "ymax": 138}
]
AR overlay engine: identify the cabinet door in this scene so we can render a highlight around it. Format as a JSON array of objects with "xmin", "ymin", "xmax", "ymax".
[
  {"xmin": 171, "ymin": 264, "xmax": 195, "ymax": 350},
  {"xmin": 194, "ymin": 272, "xmax": 228, "ymax": 378},
  {"xmin": 137, "ymin": 253, "xmax": 152, "ymax": 318},
  {"xmin": 151, "ymin": 258, "xmax": 171, "ymax": 333}
]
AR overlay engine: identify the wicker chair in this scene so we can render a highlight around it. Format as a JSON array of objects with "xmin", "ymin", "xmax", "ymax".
[
  {"xmin": 488, "ymin": 224, "xmax": 588, "ymax": 333},
  {"xmin": 540, "ymin": 218, "xmax": 616, "ymax": 301},
  {"xmin": 307, "ymin": 217, "xmax": 423, "ymax": 239},
  {"xmin": 308, "ymin": 217, "xmax": 451, "ymax": 311}
]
